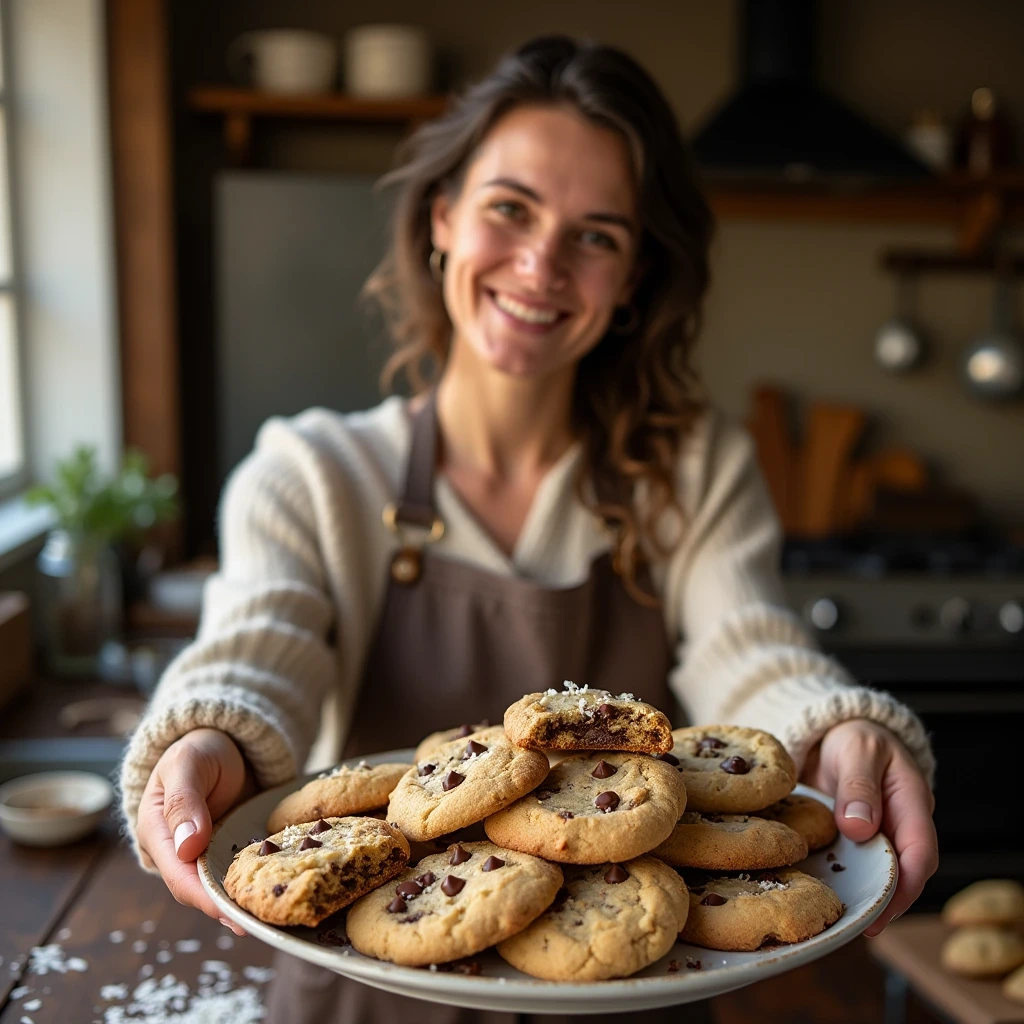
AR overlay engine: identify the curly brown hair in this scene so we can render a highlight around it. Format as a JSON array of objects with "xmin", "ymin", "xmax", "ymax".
[{"xmin": 363, "ymin": 35, "xmax": 715, "ymax": 604}]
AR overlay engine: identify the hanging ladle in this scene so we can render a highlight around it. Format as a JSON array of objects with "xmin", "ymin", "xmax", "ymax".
[
  {"xmin": 873, "ymin": 272, "xmax": 928, "ymax": 373},
  {"xmin": 961, "ymin": 271, "xmax": 1024, "ymax": 400}
]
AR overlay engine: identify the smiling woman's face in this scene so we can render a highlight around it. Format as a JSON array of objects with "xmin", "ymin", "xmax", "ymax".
[{"xmin": 430, "ymin": 104, "xmax": 640, "ymax": 380}]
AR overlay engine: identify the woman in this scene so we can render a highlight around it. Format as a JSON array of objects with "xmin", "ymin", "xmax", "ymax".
[{"xmin": 123, "ymin": 36, "xmax": 937, "ymax": 1024}]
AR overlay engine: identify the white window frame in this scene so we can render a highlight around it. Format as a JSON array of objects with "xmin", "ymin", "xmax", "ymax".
[{"xmin": 0, "ymin": 0, "xmax": 30, "ymax": 502}]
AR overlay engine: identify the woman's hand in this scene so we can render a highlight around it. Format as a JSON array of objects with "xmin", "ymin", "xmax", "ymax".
[
  {"xmin": 136, "ymin": 728, "xmax": 257, "ymax": 936},
  {"xmin": 800, "ymin": 718, "xmax": 938, "ymax": 937}
]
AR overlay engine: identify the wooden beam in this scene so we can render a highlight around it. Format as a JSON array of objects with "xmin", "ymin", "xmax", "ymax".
[{"xmin": 106, "ymin": 0, "xmax": 181, "ymax": 557}]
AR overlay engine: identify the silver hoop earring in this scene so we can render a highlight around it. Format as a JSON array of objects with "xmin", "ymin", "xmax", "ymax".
[
  {"xmin": 611, "ymin": 304, "xmax": 640, "ymax": 335},
  {"xmin": 429, "ymin": 248, "xmax": 446, "ymax": 284}
]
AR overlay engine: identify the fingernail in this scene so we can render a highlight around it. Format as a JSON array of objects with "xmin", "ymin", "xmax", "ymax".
[
  {"xmin": 219, "ymin": 917, "xmax": 232, "ymax": 928},
  {"xmin": 174, "ymin": 820, "xmax": 198, "ymax": 853},
  {"xmin": 844, "ymin": 801, "xmax": 873, "ymax": 823}
]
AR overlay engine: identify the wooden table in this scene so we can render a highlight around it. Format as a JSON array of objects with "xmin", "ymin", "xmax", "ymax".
[
  {"xmin": 870, "ymin": 916, "xmax": 1024, "ymax": 1024},
  {"xmin": 0, "ymin": 822, "xmax": 275, "ymax": 1023}
]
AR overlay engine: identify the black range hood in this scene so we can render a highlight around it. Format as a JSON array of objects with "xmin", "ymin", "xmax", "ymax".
[{"xmin": 692, "ymin": 0, "xmax": 933, "ymax": 182}]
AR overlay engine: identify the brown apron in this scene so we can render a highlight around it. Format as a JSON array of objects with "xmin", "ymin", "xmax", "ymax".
[{"xmin": 266, "ymin": 396, "xmax": 712, "ymax": 1023}]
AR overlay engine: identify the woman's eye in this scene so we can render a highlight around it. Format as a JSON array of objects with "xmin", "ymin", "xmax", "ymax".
[
  {"xmin": 492, "ymin": 200, "xmax": 525, "ymax": 219},
  {"xmin": 580, "ymin": 229, "xmax": 617, "ymax": 251}
]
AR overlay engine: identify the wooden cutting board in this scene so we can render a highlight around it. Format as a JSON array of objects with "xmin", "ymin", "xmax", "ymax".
[
  {"xmin": 747, "ymin": 386, "xmax": 798, "ymax": 533},
  {"xmin": 797, "ymin": 403, "xmax": 867, "ymax": 537}
]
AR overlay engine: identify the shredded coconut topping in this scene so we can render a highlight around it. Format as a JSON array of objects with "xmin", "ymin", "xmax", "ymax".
[{"xmin": 758, "ymin": 880, "xmax": 789, "ymax": 892}]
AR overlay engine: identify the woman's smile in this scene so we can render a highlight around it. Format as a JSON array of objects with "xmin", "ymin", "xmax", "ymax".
[{"xmin": 485, "ymin": 288, "xmax": 570, "ymax": 334}]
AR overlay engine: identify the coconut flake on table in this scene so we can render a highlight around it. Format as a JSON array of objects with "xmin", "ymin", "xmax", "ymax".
[
  {"xmin": 141, "ymin": 921, "xmax": 156, "ymax": 934},
  {"xmin": 23, "ymin": 999, "xmax": 42, "ymax": 1012},
  {"xmin": 109, "ymin": 931, "xmax": 126, "ymax": 944},
  {"xmin": 27, "ymin": 945, "xmax": 88, "ymax": 976},
  {"xmin": 174, "ymin": 940, "xmax": 201, "ymax": 954},
  {"xmin": 132, "ymin": 941, "xmax": 148, "ymax": 954}
]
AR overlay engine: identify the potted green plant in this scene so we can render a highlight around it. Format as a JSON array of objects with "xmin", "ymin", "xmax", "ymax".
[{"xmin": 25, "ymin": 446, "xmax": 179, "ymax": 674}]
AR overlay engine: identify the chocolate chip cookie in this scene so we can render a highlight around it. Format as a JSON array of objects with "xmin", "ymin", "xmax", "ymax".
[
  {"xmin": 663, "ymin": 726, "xmax": 797, "ymax": 813},
  {"xmin": 758, "ymin": 794, "xmax": 838, "ymax": 853},
  {"xmin": 266, "ymin": 760, "xmax": 410, "ymax": 833},
  {"xmin": 483, "ymin": 753, "xmax": 687, "ymax": 864},
  {"xmin": 346, "ymin": 840, "xmax": 562, "ymax": 966},
  {"xmin": 386, "ymin": 731, "xmax": 549, "ymax": 842},
  {"xmin": 497, "ymin": 857, "xmax": 689, "ymax": 981},
  {"xmin": 940, "ymin": 925, "xmax": 1024, "ymax": 978},
  {"xmin": 679, "ymin": 868, "xmax": 842, "ymax": 951},
  {"xmin": 504, "ymin": 681, "xmax": 672, "ymax": 753},
  {"xmin": 942, "ymin": 879, "xmax": 1024, "ymax": 928},
  {"xmin": 224, "ymin": 816, "xmax": 409, "ymax": 927},
  {"xmin": 1003, "ymin": 963, "xmax": 1024, "ymax": 1004},
  {"xmin": 414, "ymin": 723, "xmax": 501, "ymax": 763},
  {"xmin": 652, "ymin": 811, "xmax": 808, "ymax": 871}
]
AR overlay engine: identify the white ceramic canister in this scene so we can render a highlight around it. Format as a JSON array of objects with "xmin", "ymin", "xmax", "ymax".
[
  {"xmin": 344, "ymin": 24, "xmax": 431, "ymax": 99},
  {"xmin": 228, "ymin": 30, "xmax": 337, "ymax": 94}
]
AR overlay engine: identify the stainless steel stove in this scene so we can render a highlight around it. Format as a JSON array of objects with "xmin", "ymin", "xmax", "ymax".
[{"xmin": 780, "ymin": 537, "xmax": 1024, "ymax": 909}]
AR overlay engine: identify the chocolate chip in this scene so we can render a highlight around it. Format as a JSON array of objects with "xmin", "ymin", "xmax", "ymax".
[
  {"xmin": 309, "ymin": 819, "xmax": 332, "ymax": 834},
  {"xmin": 273, "ymin": 883, "xmax": 286, "ymax": 896},
  {"xmin": 231, "ymin": 844, "xmax": 239, "ymax": 853},
  {"xmin": 686, "ymin": 957, "xmax": 703, "ymax": 970},
  {"xmin": 416, "ymin": 871, "xmax": 436, "ymax": 887},
  {"xmin": 591, "ymin": 760, "xmax": 617, "ymax": 779},
  {"xmin": 418, "ymin": 763, "xmax": 436, "ymax": 777},
  {"xmin": 316, "ymin": 928, "xmax": 349, "ymax": 946},
  {"xmin": 558, "ymin": 810, "xmax": 574, "ymax": 820},
  {"xmin": 535, "ymin": 788, "xmax": 557, "ymax": 802},
  {"xmin": 482, "ymin": 856, "xmax": 505, "ymax": 872},
  {"xmin": 595, "ymin": 791, "xmax": 620, "ymax": 813},
  {"xmin": 442, "ymin": 771, "xmax": 465, "ymax": 791},
  {"xmin": 461, "ymin": 740, "xmax": 487, "ymax": 759},
  {"xmin": 449, "ymin": 844, "xmax": 472, "ymax": 865},
  {"xmin": 831, "ymin": 862, "xmax": 846, "ymax": 872},
  {"xmin": 396, "ymin": 880, "xmax": 423, "ymax": 897},
  {"xmin": 596, "ymin": 703, "xmax": 615, "ymax": 719},
  {"xmin": 259, "ymin": 840, "xmax": 280, "ymax": 856},
  {"xmin": 655, "ymin": 752, "xmax": 680, "ymax": 766},
  {"xmin": 298, "ymin": 836, "xmax": 322, "ymax": 851},
  {"xmin": 826, "ymin": 852, "xmax": 837, "ymax": 861},
  {"xmin": 456, "ymin": 724, "xmax": 472, "ymax": 737},
  {"xmin": 701, "ymin": 893, "xmax": 728, "ymax": 906},
  {"xmin": 441, "ymin": 875, "xmax": 466, "ymax": 896},
  {"xmin": 668, "ymin": 960, "xmax": 680, "ymax": 973},
  {"xmin": 699, "ymin": 736, "xmax": 726, "ymax": 750},
  {"xmin": 720, "ymin": 755, "xmax": 750, "ymax": 775},
  {"xmin": 604, "ymin": 864, "xmax": 629, "ymax": 884},
  {"xmin": 387, "ymin": 896, "xmax": 408, "ymax": 913}
]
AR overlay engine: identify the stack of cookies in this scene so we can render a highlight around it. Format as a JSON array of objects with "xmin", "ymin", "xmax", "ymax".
[
  {"xmin": 222, "ymin": 681, "xmax": 845, "ymax": 981},
  {"xmin": 939, "ymin": 879, "xmax": 1024, "ymax": 1001}
]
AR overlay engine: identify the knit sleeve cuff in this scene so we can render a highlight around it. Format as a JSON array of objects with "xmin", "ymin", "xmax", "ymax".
[
  {"xmin": 117, "ymin": 686, "xmax": 301, "ymax": 870},
  {"xmin": 738, "ymin": 681, "xmax": 936, "ymax": 789}
]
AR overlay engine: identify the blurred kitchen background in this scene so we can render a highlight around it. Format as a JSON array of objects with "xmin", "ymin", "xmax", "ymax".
[{"xmin": 1, "ymin": 0, "xmax": 1023, "ymax": 912}]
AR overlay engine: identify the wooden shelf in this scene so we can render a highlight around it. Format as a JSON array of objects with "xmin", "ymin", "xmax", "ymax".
[
  {"xmin": 188, "ymin": 86, "xmax": 449, "ymax": 164},
  {"xmin": 882, "ymin": 248, "xmax": 1024, "ymax": 275},
  {"xmin": 188, "ymin": 86, "xmax": 1024, "ymax": 238}
]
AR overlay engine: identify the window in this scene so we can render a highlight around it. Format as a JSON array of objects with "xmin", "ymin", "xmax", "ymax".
[{"xmin": 0, "ymin": 0, "xmax": 27, "ymax": 500}]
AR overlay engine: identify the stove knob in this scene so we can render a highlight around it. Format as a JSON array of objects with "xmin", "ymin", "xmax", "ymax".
[
  {"xmin": 999, "ymin": 600, "xmax": 1024, "ymax": 635},
  {"xmin": 805, "ymin": 597, "xmax": 840, "ymax": 632},
  {"xmin": 939, "ymin": 596, "xmax": 972, "ymax": 633}
]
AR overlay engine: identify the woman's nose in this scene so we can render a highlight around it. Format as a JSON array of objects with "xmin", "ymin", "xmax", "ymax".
[{"xmin": 515, "ymin": 238, "xmax": 567, "ymax": 291}]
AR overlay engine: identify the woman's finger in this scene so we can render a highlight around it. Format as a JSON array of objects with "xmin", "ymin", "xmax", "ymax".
[
  {"xmin": 137, "ymin": 771, "xmax": 246, "ymax": 936},
  {"xmin": 829, "ymin": 726, "xmax": 893, "ymax": 844},
  {"xmin": 864, "ymin": 765, "xmax": 939, "ymax": 936}
]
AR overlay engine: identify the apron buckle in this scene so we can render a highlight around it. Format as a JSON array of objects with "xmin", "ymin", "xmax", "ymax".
[{"xmin": 390, "ymin": 546, "xmax": 423, "ymax": 585}]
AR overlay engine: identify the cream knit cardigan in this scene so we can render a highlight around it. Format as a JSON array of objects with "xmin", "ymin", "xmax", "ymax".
[{"xmin": 118, "ymin": 396, "xmax": 934, "ymax": 861}]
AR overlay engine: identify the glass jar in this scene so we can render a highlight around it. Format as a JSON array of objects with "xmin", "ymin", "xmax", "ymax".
[{"xmin": 37, "ymin": 529, "xmax": 123, "ymax": 675}]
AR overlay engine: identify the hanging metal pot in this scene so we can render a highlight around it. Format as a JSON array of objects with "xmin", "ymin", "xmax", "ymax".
[{"xmin": 961, "ymin": 274, "xmax": 1024, "ymax": 400}]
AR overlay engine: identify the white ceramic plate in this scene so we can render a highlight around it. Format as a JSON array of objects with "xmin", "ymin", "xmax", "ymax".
[{"xmin": 199, "ymin": 749, "xmax": 897, "ymax": 1015}]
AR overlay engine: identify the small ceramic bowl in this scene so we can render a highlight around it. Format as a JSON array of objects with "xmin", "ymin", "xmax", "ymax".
[{"xmin": 0, "ymin": 770, "xmax": 114, "ymax": 846}]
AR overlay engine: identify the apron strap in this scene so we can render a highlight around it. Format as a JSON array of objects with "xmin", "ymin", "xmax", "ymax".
[{"xmin": 387, "ymin": 390, "xmax": 442, "ymax": 532}]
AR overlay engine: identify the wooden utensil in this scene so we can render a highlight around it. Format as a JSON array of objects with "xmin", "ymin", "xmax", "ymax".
[
  {"xmin": 870, "ymin": 447, "xmax": 928, "ymax": 492},
  {"xmin": 747, "ymin": 385, "xmax": 798, "ymax": 533},
  {"xmin": 797, "ymin": 403, "xmax": 867, "ymax": 537}
]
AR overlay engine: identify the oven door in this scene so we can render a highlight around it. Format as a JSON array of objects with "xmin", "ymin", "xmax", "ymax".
[{"xmin": 825, "ymin": 647, "xmax": 1024, "ymax": 910}]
